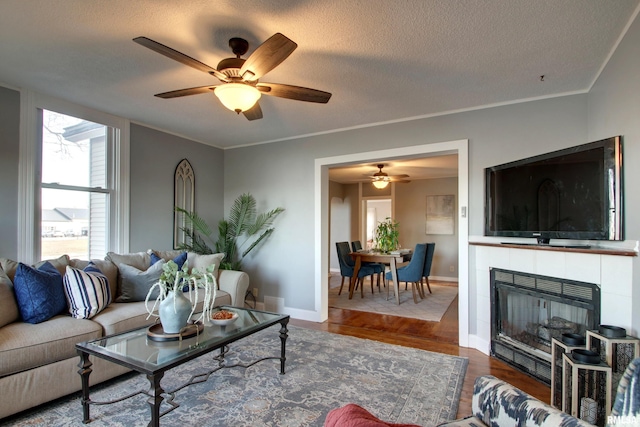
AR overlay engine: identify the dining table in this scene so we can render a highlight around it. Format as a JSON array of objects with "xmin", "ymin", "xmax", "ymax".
[{"xmin": 348, "ymin": 250, "xmax": 413, "ymax": 305}]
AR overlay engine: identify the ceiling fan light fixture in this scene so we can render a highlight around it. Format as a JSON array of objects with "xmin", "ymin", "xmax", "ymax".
[
  {"xmin": 372, "ymin": 177, "xmax": 390, "ymax": 189},
  {"xmin": 214, "ymin": 83, "xmax": 261, "ymax": 113}
]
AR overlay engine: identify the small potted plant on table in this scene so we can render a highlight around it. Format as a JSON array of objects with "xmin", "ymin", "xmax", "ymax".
[
  {"xmin": 374, "ymin": 217, "xmax": 400, "ymax": 254},
  {"xmin": 145, "ymin": 261, "xmax": 217, "ymax": 334}
]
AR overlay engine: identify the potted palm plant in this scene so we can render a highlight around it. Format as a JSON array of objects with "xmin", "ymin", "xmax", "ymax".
[
  {"xmin": 144, "ymin": 260, "xmax": 217, "ymax": 334},
  {"xmin": 374, "ymin": 217, "xmax": 400, "ymax": 253},
  {"xmin": 175, "ymin": 193, "xmax": 284, "ymax": 271}
]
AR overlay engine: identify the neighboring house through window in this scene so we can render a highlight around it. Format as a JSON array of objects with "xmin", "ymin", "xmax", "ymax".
[{"xmin": 18, "ymin": 91, "xmax": 129, "ymax": 263}]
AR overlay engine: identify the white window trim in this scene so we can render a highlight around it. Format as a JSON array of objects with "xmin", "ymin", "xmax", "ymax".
[{"xmin": 18, "ymin": 90, "xmax": 130, "ymax": 263}]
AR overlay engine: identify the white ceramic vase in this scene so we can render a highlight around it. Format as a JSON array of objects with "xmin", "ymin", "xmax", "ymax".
[{"xmin": 158, "ymin": 291, "xmax": 192, "ymax": 334}]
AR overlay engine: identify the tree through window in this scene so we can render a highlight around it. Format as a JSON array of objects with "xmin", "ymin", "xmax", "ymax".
[{"xmin": 41, "ymin": 110, "xmax": 111, "ymax": 259}]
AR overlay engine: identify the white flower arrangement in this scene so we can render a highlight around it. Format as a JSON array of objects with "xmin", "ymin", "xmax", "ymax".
[{"xmin": 144, "ymin": 260, "xmax": 218, "ymax": 324}]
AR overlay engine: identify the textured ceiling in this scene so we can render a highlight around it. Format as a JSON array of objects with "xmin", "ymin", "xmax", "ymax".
[
  {"xmin": 328, "ymin": 156, "xmax": 459, "ymax": 184},
  {"xmin": 0, "ymin": 0, "xmax": 638, "ymax": 152}
]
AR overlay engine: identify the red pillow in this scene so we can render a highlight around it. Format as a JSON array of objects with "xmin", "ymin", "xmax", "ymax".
[{"xmin": 324, "ymin": 404, "xmax": 422, "ymax": 427}]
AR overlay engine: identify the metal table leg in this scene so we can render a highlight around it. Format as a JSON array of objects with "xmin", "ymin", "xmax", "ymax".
[{"xmin": 78, "ymin": 350, "xmax": 93, "ymax": 424}]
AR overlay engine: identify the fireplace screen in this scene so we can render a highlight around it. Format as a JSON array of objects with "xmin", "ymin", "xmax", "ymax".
[
  {"xmin": 491, "ymin": 268, "xmax": 600, "ymax": 384},
  {"xmin": 497, "ymin": 287, "xmax": 591, "ymax": 354}
]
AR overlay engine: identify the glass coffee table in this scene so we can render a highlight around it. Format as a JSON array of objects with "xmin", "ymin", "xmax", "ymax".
[{"xmin": 76, "ymin": 306, "xmax": 289, "ymax": 426}]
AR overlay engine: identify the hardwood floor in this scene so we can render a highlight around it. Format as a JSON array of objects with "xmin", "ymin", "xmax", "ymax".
[{"xmin": 290, "ymin": 294, "xmax": 551, "ymax": 419}]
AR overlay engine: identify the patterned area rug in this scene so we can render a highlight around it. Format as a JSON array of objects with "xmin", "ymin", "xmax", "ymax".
[
  {"xmin": 329, "ymin": 276, "xmax": 458, "ymax": 322},
  {"xmin": 5, "ymin": 326, "xmax": 467, "ymax": 427}
]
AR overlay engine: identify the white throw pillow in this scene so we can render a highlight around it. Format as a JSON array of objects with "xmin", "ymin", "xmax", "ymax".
[
  {"xmin": 63, "ymin": 264, "xmax": 111, "ymax": 319},
  {"xmin": 187, "ymin": 252, "xmax": 224, "ymax": 281}
]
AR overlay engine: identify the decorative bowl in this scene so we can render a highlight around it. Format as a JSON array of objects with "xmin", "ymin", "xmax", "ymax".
[
  {"xmin": 572, "ymin": 349, "xmax": 601, "ymax": 364},
  {"xmin": 598, "ymin": 324, "xmax": 626, "ymax": 338},
  {"xmin": 561, "ymin": 333, "xmax": 585, "ymax": 346},
  {"xmin": 210, "ymin": 310, "xmax": 238, "ymax": 326}
]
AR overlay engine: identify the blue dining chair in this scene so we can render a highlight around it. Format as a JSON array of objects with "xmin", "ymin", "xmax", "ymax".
[
  {"xmin": 336, "ymin": 242, "xmax": 376, "ymax": 297},
  {"xmin": 385, "ymin": 243, "xmax": 427, "ymax": 303},
  {"xmin": 351, "ymin": 240, "xmax": 385, "ymax": 291},
  {"xmin": 420, "ymin": 243, "xmax": 436, "ymax": 296}
]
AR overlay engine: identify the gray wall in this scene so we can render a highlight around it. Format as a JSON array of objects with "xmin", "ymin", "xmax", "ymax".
[
  {"xmin": 0, "ymin": 98, "xmax": 225, "ymax": 259},
  {"xmin": 0, "ymin": 86, "xmax": 19, "ymax": 260},
  {"xmin": 587, "ymin": 13, "xmax": 640, "ymax": 333},
  {"xmin": 396, "ymin": 177, "xmax": 458, "ymax": 279},
  {"xmin": 129, "ymin": 124, "xmax": 224, "ymax": 252},
  {"xmin": 225, "ymin": 94, "xmax": 588, "ymax": 313}
]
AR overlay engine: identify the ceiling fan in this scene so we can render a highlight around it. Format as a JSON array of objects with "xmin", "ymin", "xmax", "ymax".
[
  {"xmin": 366, "ymin": 164, "xmax": 410, "ymax": 189},
  {"xmin": 133, "ymin": 33, "xmax": 332, "ymax": 120}
]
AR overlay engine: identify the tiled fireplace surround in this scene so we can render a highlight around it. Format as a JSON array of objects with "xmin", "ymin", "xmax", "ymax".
[{"xmin": 471, "ymin": 240, "xmax": 636, "ymax": 356}]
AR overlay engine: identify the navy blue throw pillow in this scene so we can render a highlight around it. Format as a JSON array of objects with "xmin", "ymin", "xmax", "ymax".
[
  {"xmin": 14, "ymin": 261, "xmax": 67, "ymax": 324},
  {"xmin": 150, "ymin": 251, "xmax": 187, "ymax": 269}
]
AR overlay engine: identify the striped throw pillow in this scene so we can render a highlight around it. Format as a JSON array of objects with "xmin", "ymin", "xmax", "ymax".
[{"xmin": 63, "ymin": 263, "xmax": 111, "ymax": 319}]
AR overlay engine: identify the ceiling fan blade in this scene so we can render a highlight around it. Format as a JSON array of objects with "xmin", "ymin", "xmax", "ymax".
[
  {"xmin": 239, "ymin": 33, "xmax": 297, "ymax": 81},
  {"xmin": 257, "ymin": 83, "xmax": 331, "ymax": 103},
  {"xmin": 154, "ymin": 86, "xmax": 218, "ymax": 99},
  {"xmin": 133, "ymin": 36, "xmax": 229, "ymax": 82},
  {"xmin": 243, "ymin": 102, "xmax": 263, "ymax": 121}
]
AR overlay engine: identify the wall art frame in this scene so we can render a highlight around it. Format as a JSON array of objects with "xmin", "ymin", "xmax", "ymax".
[{"xmin": 426, "ymin": 194, "xmax": 455, "ymax": 235}]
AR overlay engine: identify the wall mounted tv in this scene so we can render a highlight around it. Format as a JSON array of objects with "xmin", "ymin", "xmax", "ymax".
[{"xmin": 484, "ymin": 136, "xmax": 623, "ymax": 243}]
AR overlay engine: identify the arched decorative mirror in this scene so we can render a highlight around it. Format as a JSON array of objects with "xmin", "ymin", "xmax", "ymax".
[{"xmin": 174, "ymin": 159, "xmax": 195, "ymax": 249}]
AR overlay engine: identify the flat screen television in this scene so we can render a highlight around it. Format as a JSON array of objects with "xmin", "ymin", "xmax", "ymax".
[{"xmin": 484, "ymin": 136, "xmax": 623, "ymax": 243}]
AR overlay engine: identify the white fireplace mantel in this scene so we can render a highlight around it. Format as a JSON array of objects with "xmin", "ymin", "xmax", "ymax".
[{"xmin": 469, "ymin": 237, "xmax": 637, "ymax": 356}]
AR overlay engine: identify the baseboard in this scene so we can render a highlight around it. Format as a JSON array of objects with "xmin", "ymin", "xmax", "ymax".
[
  {"xmin": 253, "ymin": 300, "xmax": 322, "ymax": 322},
  {"xmin": 468, "ymin": 334, "xmax": 491, "ymax": 356},
  {"xmin": 430, "ymin": 275, "xmax": 458, "ymax": 282}
]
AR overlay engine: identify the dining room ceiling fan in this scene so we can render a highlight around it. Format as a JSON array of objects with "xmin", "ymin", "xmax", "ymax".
[
  {"xmin": 365, "ymin": 164, "xmax": 410, "ymax": 189},
  {"xmin": 133, "ymin": 33, "xmax": 332, "ymax": 121}
]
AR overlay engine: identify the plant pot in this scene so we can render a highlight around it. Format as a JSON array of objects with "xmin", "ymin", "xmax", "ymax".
[{"xmin": 159, "ymin": 291, "xmax": 192, "ymax": 334}]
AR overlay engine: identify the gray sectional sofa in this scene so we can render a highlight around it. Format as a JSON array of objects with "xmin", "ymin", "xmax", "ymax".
[{"xmin": 0, "ymin": 250, "xmax": 249, "ymax": 420}]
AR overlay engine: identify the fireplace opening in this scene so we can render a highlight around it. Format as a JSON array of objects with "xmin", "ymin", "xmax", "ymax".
[{"xmin": 491, "ymin": 268, "xmax": 600, "ymax": 385}]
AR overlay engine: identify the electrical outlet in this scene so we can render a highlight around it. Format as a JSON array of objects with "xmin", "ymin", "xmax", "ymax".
[
  {"xmin": 449, "ymin": 265, "xmax": 455, "ymax": 272},
  {"xmin": 253, "ymin": 287, "xmax": 259, "ymax": 298}
]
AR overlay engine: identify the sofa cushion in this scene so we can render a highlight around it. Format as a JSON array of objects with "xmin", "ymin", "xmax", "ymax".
[
  {"xmin": 33, "ymin": 254, "xmax": 70, "ymax": 277},
  {"xmin": 150, "ymin": 250, "xmax": 187, "ymax": 269},
  {"xmin": 63, "ymin": 264, "xmax": 111, "ymax": 319},
  {"xmin": 0, "ymin": 257, "xmax": 19, "ymax": 281},
  {"xmin": 116, "ymin": 260, "xmax": 166, "ymax": 302},
  {"xmin": 1, "ymin": 255, "xmax": 69, "ymax": 283},
  {"xmin": 187, "ymin": 252, "xmax": 224, "ymax": 281},
  {"xmin": 0, "ymin": 314, "xmax": 102, "ymax": 376},
  {"xmin": 70, "ymin": 258, "xmax": 118, "ymax": 299},
  {"xmin": 92, "ymin": 290, "xmax": 231, "ymax": 335},
  {"xmin": 150, "ymin": 249, "xmax": 185, "ymax": 261},
  {"xmin": 90, "ymin": 301, "xmax": 159, "ymax": 336},
  {"xmin": 0, "ymin": 267, "xmax": 19, "ymax": 327},
  {"xmin": 13, "ymin": 262, "xmax": 67, "ymax": 324},
  {"xmin": 106, "ymin": 251, "xmax": 150, "ymax": 272}
]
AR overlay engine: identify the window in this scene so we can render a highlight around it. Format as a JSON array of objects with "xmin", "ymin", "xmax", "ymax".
[
  {"xmin": 41, "ymin": 110, "xmax": 112, "ymax": 259},
  {"xmin": 18, "ymin": 92, "xmax": 129, "ymax": 263}
]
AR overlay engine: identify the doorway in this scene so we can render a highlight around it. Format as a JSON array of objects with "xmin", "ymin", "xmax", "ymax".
[
  {"xmin": 315, "ymin": 139, "xmax": 469, "ymax": 347},
  {"xmin": 364, "ymin": 198, "xmax": 391, "ymax": 249}
]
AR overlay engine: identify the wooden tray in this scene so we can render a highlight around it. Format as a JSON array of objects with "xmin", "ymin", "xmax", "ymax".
[{"xmin": 147, "ymin": 321, "xmax": 204, "ymax": 342}]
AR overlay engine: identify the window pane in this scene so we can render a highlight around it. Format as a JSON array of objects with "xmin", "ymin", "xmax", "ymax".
[
  {"xmin": 42, "ymin": 110, "xmax": 107, "ymax": 188},
  {"xmin": 41, "ymin": 189, "xmax": 107, "ymax": 259},
  {"xmin": 41, "ymin": 109, "xmax": 110, "ymax": 260}
]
